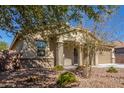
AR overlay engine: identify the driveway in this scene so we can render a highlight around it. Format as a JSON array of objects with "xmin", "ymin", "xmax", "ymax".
[{"xmin": 93, "ymin": 63, "xmax": 124, "ymax": 68}]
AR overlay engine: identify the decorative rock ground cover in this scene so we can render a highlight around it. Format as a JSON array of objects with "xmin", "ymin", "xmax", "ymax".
[{"xmin": 0, "ymin": 67, "xmax": 124, "ymax": 88}]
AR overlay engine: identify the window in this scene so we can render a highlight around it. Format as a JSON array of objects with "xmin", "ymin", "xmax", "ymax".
[{"xmin": 35, "ymin": 40, "xmax": 47, "ymax": 56}]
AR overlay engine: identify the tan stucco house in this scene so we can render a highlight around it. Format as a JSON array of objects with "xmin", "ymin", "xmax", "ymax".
[{"xmin": 9, "ymin": 27, "xmax": 115, "ymax": 68}]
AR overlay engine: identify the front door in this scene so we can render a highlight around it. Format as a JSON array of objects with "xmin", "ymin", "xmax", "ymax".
[{"xmin": 74, "ymin": 48, "xmax": 78, "ymax": 65}]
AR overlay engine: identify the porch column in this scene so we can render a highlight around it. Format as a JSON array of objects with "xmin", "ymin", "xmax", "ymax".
[
  {"xmin": 95, "ymin": 51, "xmax": 99, "ymax": 65},
  {"xmin": 78, "ymin": 46, "xmax": 83, "ymax": 66},
  {"xmin": 56, "ymin": 41, "xmax": 64, "ymax": 66},
  {"xmin": 112, "ymin": 48, "xmax": 115, "ymax": 64}
]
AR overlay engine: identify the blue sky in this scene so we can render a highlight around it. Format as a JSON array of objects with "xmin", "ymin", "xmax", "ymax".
[
  {"xmin": 1, "ymin": 6, "xmax": 124, "ymax": 46},
  {"xmin": 0, "ymin": 30, "xmax": 14, "ymax": 46}
]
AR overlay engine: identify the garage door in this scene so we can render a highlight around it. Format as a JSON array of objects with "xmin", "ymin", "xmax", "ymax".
[{"xmin": 98, "ymin": 51, "xmax": 112, "ymax": 64}]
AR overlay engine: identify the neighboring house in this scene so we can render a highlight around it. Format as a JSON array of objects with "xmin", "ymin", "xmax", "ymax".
[
  {"xmin": 9, "ymin": 27, "xmax": 115, "ymax": 68},
  {"xmin": 114, "ymin": 41, "xmax": 124, "ymax": 64}
]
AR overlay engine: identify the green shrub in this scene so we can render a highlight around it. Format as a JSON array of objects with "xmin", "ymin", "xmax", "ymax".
[
  {"xmin": 57, "ymin": 72, "xmax": 76, "ymax": 87},
  {"xmin": 53, "ymin": 65, "xmax": 64, "ymax": 71},
  {"xmin": 106, "ymin": 66, "xmax": 118, "ymax": 73}
]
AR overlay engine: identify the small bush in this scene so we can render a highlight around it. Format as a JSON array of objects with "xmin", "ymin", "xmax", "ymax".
[
  {"xmin": 106, "ymin": 66, "xmax": 118, "ymax": 73},
  {"xmin": 53, "ymin": 65, "xmax": 64, "ymax": 71},
  {"xmin": 57, "ymin": 72, "xmax": 76, "ymax": 87},
  {"xmin": 76, "ymin": 65, "xmax": 85, "ymax": 70}
]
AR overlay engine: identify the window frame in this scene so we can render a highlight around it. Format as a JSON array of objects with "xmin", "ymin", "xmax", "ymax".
[{"xmin": 35, "ymin": 39, "xmax": 47, "ymax": 57}]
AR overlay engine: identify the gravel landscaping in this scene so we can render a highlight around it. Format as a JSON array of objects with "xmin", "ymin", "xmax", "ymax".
[
  {"xmin": 77, "ymin": 68, "xmax": 124, "ymax": 88},
  {"xmin": 0, "ymin": 67, "xmax": 124, "ymax": 88}
]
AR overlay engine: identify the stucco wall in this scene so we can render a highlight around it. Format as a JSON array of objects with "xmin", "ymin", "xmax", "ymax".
[
  {"xmin": 12, "ymin": 35, "xmax": 55, "ymax": 59},
  {"xmin": 11, "ymin": 39, "xmax": 23, "ymax": 52},
  {"xmin": 20, "ymin": 58, "xmax": 54, "ymax": 69},
  {"xmin": 21, "ymin": 40, "xmax": 37, "ymax": 58}
]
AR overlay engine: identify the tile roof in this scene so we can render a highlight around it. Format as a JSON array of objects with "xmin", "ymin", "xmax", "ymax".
[{"xmin": 114, "ymin": 41, "xmax": 124, "ymax": 48}]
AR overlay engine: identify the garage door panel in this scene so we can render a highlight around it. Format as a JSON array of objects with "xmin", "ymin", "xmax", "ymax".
[{"xmin": 98, "ymin": 51, "xmax": 111, "ymax": 64}]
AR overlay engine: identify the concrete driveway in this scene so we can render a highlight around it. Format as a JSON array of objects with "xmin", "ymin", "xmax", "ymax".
[{"xmin": 93, "ymin": 64, "xmax": 124, "ymax": 68}]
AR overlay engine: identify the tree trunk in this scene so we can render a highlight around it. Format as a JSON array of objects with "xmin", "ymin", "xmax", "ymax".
[{"xmin": 83, "ymin": 67, "xmax": 90, "ymax": 78}]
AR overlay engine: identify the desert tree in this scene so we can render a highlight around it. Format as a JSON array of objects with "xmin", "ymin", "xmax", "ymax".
[{"xmin": 0, "ymin": 5, "xmax": 118, "ymax": 77}]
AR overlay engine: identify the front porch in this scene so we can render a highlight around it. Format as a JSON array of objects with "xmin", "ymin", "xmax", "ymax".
[{"xmin": 55, "ymin": 40, "xmax": 86, "ymax": 67}]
